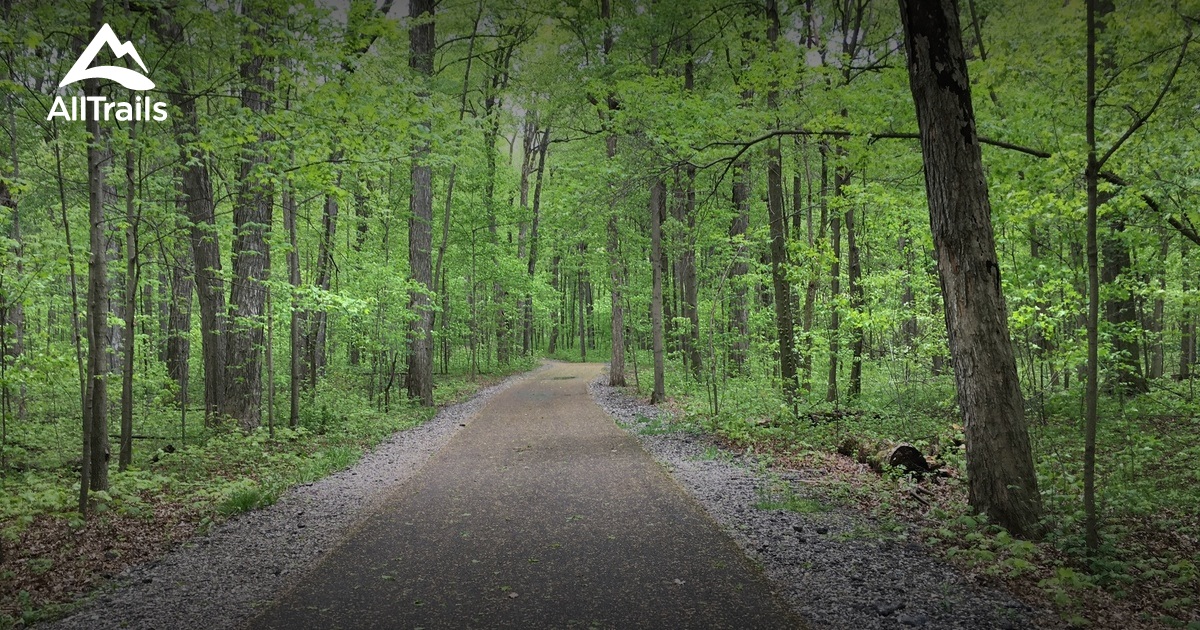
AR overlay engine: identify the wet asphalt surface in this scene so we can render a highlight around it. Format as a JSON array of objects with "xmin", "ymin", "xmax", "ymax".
[{"xmin": 245, "ymin": 362, "xmax": 803, "ymax": 629}]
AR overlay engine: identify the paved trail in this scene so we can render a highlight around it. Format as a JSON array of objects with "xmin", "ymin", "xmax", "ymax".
[{"xmin": 247, "ymin": 362, "xmax": 802, "ymax": 629}]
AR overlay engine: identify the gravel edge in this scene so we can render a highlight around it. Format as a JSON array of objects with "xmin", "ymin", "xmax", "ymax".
[
  {"xmin": 589, "ymin": 375, "xmax": 1058, "ymax": 630},
  {"xmin": 40, "ymin": 365, "xmax": 545, "ymax": 630}
]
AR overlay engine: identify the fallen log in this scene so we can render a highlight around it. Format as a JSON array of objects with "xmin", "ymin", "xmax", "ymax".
[{"xmin": 837, "ymin": 437, "xmax": 934, "ymax": 478}]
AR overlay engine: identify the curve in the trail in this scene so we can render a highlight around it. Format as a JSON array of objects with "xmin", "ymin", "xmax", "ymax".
[{"xmin": 246, "ymin": 361, "xmax": 803, "ymax": 630}]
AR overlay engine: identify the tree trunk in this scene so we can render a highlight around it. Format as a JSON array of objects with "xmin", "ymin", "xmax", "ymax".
[
  {"xmin": 766, "ymin": 0, "xmax": 796, "ymax": 411},
  {"xmin": 846, "ymin": 193, "xmax": 864, "ymax": 399},
  {"xmin": 527, "ymin": 127, "xmax": 550, "ymax": 356},
  {"xmin": 826, "ymin": 187, "xmax": 841, "ymax": 404},
  {"xmin": 578, "ymin": 253, "xmax": 588, "ymax": 361},
  {"xmin": 548, "ymin": 255, "xmax": 561, "ymax": 353},
  {"xmin": 165, "ymin": 243, "xmax": 193, "ymax": 403},
  {"xmin": 1, "ymin": 61, "xmax": 25, "ymax": 424},
  {"xmin": 224, "ymin": 0, "xmax": 277, "ymax": 430},
  {"xmin": 607, "ymin": 133, "xmax": 625, "ymax": 386},
  {"xmin": 1148, "ymin": 230, "xmax": 1168, "ymax": 380},
  {"xmin": 517, "ymin": 117, "xmax": 535, "ymax": 357},
  {"xmin": 407, "ymin": 0, "xmax": 435, "ymax": 406},
  {"xmin": 283, "ymin": 188, "xmax": 302, "ymax": 426},
  {"xmin": 603, "ymin": 10, "xmax": 624, "ymax": 384},
  {"xmin": 729, "ymin": 140, "xmax": 751, "ymax": 374},
  {"xmin": 802, "ymin": 145, "xmax": 829, "ymax": 392},
  {"xmin": 309, "ymin": 187, "xmax": 339, "ymax": 386},
  {"xmin": 153, "ymin": 9, "xmax": 226, "ymax": 424},
  {"xmin": 84, "ymin": 51, "xmax": 110, "ymax": 493},
  {"xmin": 899, "ymin": 0, "xmax": 1043, "ymax": 538},
  {"xmin": 681, "ymin": 175, "xmax": 700, "ymax": 378},
  {"xmin": 118, "ymin": 124, "xmax": 138, "ymax": 472},
  {"xmin": 1181, "ymin": 242, "xmax": 1195, "ymax": 380},
  {"xmin": 650, "ymin": 180, "xmax": 667, "ymax": 403},
  {"xmin": 1085, "ymin": 3, "xmax": 1102, "ymax": 550}
]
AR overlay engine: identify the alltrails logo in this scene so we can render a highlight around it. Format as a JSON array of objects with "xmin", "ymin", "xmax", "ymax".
[{"xmin": 47, "ymin": 23, "xmax": 168, "ymax": 122}]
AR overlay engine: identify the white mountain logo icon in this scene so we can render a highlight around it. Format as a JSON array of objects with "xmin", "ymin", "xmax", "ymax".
[{"xmin": 59, "ymin": 23, "xmax": 154, "ymax": 91}]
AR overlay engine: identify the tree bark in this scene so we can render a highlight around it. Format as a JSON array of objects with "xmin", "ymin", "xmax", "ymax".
[
  {"xmin": 1, "ymin": 54, "xmax": 25, "ymax": 424},
  {"xmin": 119, "ymin": 124, "xmax": 138, "ymax": 472},
  {"xmin": 153, "ymin": 9, "xmax": 227, "ymax": 424},
  {"xmin": 898, "ymin": 0, "xmax": 1043, "ymax": 538},
  {"xmin": 1085, "ymin": 0, "xmax": 1102, "ymax": 551},
  {"xmin": 224, "ymin": 0, "xmax": 278, "ymax": 430},
  {"xmin": 526, "ymin": 126, "xmax": 550, "ymax": 356},
  {"xmin": 165, "ymin": 242, "xmax": 193, "ymax": 403},
  {"xmin": 650, "ymin": 180, "xmax": 667, "ymax": 404},
  {"xmin": 517, "ymin": 117, "xmax": 535, "ymax": 357},
  {"xmin": 766, "ymin": 0, "xmax": 797, "ymax": 411},
  {"xmin": 84, "ymin": 47, "xmax": 110, "ymax": 493},
  {"xmin": 407, "ymin": 0, "xmax": 435, "ymax": 406}
]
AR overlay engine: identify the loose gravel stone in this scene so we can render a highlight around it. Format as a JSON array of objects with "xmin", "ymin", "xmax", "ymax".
[
  {"xmin": 39, "ymin": 367, "xmax": 543, "ymax": 630},
  {"xmin": 588, "ymin": 375, "xmax": 1060, "ymax": 630}
]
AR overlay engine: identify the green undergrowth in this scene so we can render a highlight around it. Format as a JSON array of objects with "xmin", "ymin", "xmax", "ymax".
[
  {"xmin": 0, "ymin": 359, "xmax": 535, "ymax": 627},
  {"xmin": 634, "ymin": 356, "xmax": 1200, "ymax": 629}
]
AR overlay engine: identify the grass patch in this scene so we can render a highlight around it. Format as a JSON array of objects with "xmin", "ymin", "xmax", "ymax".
[{"xmin": 754, "ymin": 494, "xmax": 828, "ymax": 514}]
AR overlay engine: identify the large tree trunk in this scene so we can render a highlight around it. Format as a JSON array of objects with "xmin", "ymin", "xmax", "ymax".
[
  {"xmin": 1085, "ymin": 2, "xmax": 1102, "ymax": 551},
  {"xmin": 407, "ymin": 0, "xmax": 435, "ymax": 405},
  {"xmin": 84, "ymin": 54, "xmax": 110, "ymax": 494},
  {"xmin": 766, "ymin": 0, "xmax": 797, "ymax": 410},
  {"xmin": 606, "ymin": 133, "xmax": 625, "ymax": 386},
  {"xmin": 899, "ymin": 0, "xmax": 1043, "ymax": 538},
  {"xmin": 517, "ymin": 117, "xmax": 535, "ymax": 357},
  {"xmin": 601, "ymin": 0, "xmax": 625, "ymax": 385},
  {"xmin": 153, "ymin": 9, "xmax": 226, "ymax": 424},
  {"xmin": 224, "ymin": 0, "xmax": 277, "ymax": 430},
  {"xmin": 1, "ymin": 60, "xmax": 25, "ymax": 424},
  {"xmin": 165, "ymin": 242, "xmax": 193, "ymax": 403},
  {"xmin": 650, "ymin": 180, "xmax": 667, "ymax": 404}
]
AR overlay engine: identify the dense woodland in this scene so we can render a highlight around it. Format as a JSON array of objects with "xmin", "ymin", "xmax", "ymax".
[{"xmin": 2, "ymin": 0, "xmax": 1199, "ymax": 627}]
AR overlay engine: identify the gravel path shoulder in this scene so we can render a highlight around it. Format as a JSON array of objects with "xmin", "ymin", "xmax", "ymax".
[
  {"xmin": 40, "ymin": 366, "xmax": 545, "ymax": 630},
  {"xmin": 589, "ymin": 376, "xmax": 1058, "ymax": 630}
]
